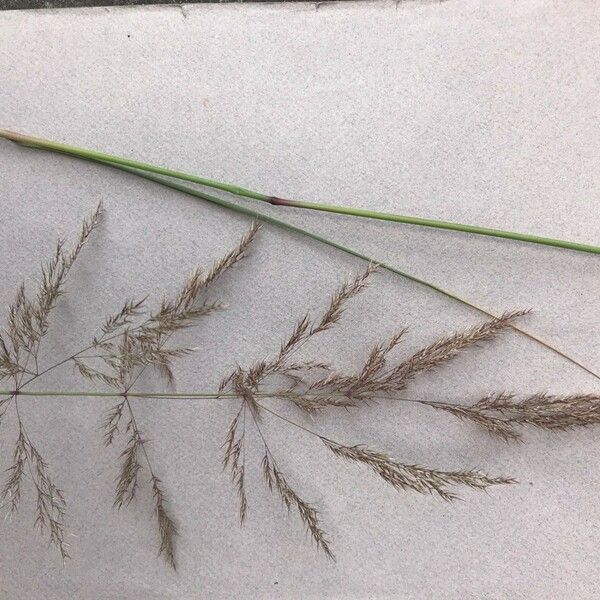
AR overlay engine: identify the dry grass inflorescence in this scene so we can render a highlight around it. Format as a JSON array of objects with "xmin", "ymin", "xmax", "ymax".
[{"xmin": 1, "ymin": 207, "xmax": 599, "ymax": 569}]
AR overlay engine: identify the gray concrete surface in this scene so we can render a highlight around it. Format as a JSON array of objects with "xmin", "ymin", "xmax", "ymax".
[{"xmin": 1, "ymin": 1, "xmax": 599, "ymax": 598}]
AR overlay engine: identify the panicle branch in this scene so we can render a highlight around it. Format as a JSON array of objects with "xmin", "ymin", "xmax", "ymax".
[
  {"xmin": 427, "ymin": 392, "xmax": 600, "ymax": 441},
  {"xmin": 152, "ymin": 476, "xmax": 178, "ymax": 570},
  {"xmin": 223, "ymin": 405, "xmax": 247, "ymax": 524},
  {"xmin": 262, "ymin": 450, "xmax": 334, "ymax": 560},
  {"xmin": 113, "ymin": 418, "xmax": 144, "ymax": 509},
  {"xmin": 219, "ymin": 265, "xmax": 378, "ymax": 417},
  {"xmin": 324, "ymin": 440, "xmax": 514, "ymax": 501},
  {"xmin": 78, "ymin": 222, "xmax": 260, "ymax": 391},
  {"xmin": 2, "ymin": 425, "xmax": 69, "ymax": 560},
  {"xmin": 91, "ymin": 223, "xmax": 260, "ymax": 570}
]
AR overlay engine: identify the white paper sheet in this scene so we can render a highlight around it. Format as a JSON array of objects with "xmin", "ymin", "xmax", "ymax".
[{"xmin": 1, "ymin": 1, "xmax": 599, "ymax": 598}]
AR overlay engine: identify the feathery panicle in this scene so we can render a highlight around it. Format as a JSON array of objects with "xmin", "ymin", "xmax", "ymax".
[
  {"xmin": 221, "ymin": 271, "xmax": 529, "ymax": 418},
  {"xmin": 1, "ymin": 204, "xmax": 103, "ymax": 380},
  {"xmin": 72, "ymin": 224, "xmax": 259, "ymax": 570},
  {"xmin": 2, "ymin": 215, "xmax": 107, "ymax": 564},
  {"xmin": 3, "ymin": 206, "xmax": 600, "ymax": 570},
  {"xmin": 324, "ymin": 441, "xmax": 514, "ymax": 501},
  {"xmin": 302, "ymin": 311, "xmax": 529, "ymax": 410},
  {"xmin": 0, "ymin": 207, "xmax": 103, "ymax": 563}
]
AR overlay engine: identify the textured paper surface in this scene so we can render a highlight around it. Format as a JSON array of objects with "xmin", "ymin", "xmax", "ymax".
[{"xmin": 0, "ymin": 1, "xmax": 599, "ymax": 598}]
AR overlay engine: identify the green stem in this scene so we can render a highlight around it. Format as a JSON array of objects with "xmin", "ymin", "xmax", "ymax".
[
  {"xmin": 99, "ymin": 161, "xmax": 600, "ymax": 384},
  {"xmin": 2, "ymin": 133, "xmax": 598, "ymax": 383},
  {"xmin": 0, "ymin": 129, "xmax": 265, "ymax": 201},
  {"xmin": 268, "ymin": 198, "xmax": 600, "ymax": 254},
  {"xmin": 0, "ymin": 390, "xmax": 522, "ymax": 413},
  {"xmin": 1, "ymin": 389, "xmax": 411, "ymax": 402},
  {"xmin": 2, "ymin": 129, "xmax": 598, "ymax": 254},
  {"xmin": 2, "ymin": 390, "xmax": 235, "ymax": 398}
]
